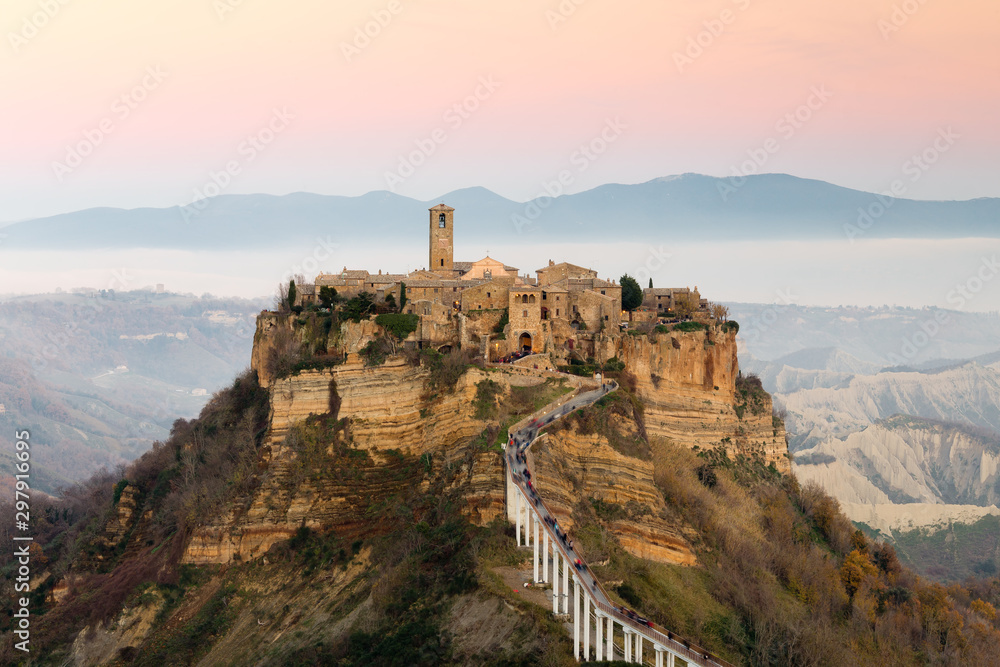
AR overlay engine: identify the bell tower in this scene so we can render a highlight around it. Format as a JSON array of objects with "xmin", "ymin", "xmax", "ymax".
[{"xmin": 429, "ymin": 203, "xmax": 455, "ymax": 277}]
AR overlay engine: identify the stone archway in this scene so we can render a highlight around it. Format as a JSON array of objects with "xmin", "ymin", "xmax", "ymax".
[{"xmin": 518, "ymin": 332, "xmax": 532, "ymax": 352}]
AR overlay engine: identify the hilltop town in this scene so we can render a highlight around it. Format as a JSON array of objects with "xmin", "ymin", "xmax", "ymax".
[{"xmin": 291, "ymin": 204, "xmax": 710, "ymax": 363}]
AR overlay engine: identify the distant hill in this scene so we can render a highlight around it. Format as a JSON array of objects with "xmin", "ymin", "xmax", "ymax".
[
  {"xmin": 4, "ymin": 173, "xmax": 999, "ymax": 250},
  {"xmin": 0, "ymin": 291, "xmax": 268, "ymax": 493}
]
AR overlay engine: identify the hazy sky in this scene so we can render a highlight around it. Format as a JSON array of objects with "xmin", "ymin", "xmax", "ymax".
[{"xmin": 2, "ymin": 0, "xmax": 998, "ymax": 222}]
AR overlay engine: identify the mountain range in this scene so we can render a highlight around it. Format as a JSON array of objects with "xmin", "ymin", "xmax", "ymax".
[{"xmin": 3, "ymin": 173, "xmax": 999, "ymax": 250}]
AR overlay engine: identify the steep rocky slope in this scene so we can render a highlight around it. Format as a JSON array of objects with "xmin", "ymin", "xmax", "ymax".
[
  {"xmin": 783, "ymin": 362, "xmax": 1000, "ymax": 452},
  {"xmin": 15, "ymin": 310, "xmax": 797, "ymax": 665},
  {"xmin": 795, "ymin": 416, "xmax": 1000, "ymax": 530},
  {"xmin": 610, "ymin": 329, "xmax": 789, "ymax": 472},
  {"xmin": 186, "ymin": 360, "xmax": 516, "ymax": 564}
]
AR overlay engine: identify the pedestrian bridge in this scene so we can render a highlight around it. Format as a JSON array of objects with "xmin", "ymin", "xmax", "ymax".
[{"xmin": 504, "ymin": 378, "xmax": 732, "ymax": 666}]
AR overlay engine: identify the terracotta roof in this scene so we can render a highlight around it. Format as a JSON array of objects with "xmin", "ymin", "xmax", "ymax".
[
  {"xmin": 535, "ymin": 261, "xmax": 595, "ymax": 274},
  {"xmin": 339, "ymin": 270, "xmax": 369, "ymax": 279},
  {"xmin": 429, "ymin": 203, "xmax": 455, "ymax": 211},
  {"xmin": 367, "ymin": 274, "xmax": 406, "ymax": 284},
  {"xmin": 406, "ymin": 279, "xmax": 486, "ymax": 288}
]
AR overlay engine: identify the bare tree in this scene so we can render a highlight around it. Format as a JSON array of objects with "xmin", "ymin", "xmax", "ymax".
[
  {"xmin": 674, "ymin": 292, "xmax": 698, "ymax": 319},
  {"xmin": 273, "ymin": 281, "xmax": 289, "ymax": 312},
  {"xmin": 709, "ymin": 302, "xmax": 729, "ymax": 322}
]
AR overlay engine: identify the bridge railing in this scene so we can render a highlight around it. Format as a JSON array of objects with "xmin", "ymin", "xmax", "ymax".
[{"xmin": 508, "ymin": 377, "xmax": 734, "ymax": 667}]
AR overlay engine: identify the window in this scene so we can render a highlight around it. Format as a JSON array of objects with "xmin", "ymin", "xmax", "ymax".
[
  {"xmin": 440, "ymin": 259, "xmax": 444, "ymax": 267},
  {"xmin": 484, "ymin": 269, "xmax": 492, "ymax": 279},
  {"xmin": 522, "ymin": 310, "xmax": 527, "ymax": 317},
  {"xmin": 556, "ymin": 296, "xmax": 560, "ymax": 301},
  {"xmin": 601, "ymin": 290, "xmax": 606, "ymax": 295},
  {"xmin": 453, "ymin": 287, "xmax": 457, "ymax": 292},
  {"xmin": 556, "ymin": 309, "xmax": 560, "ymax": 316},
  {"xmin": 434, "ymin": 288, "xmax": 439, "ymax": 293},
  {"xmin": 487, "ymin": 292, "xmax": 491, "ymax": 298},
  {"xmin": 439, "ymin": 213, "xmax": 446, "ymax": 227}
]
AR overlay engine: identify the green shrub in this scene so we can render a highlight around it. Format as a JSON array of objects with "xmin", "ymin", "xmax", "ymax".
[
  {"xmin": 493, "ymin": 308, "xmax": 509, "ymax": 333},
  {"xmin": 602, "ymin": 357, "xmax": 625, "ymax": 372},
  {"xmin": 361, "ymin": 339, "xmax": 391, "ymax": 367},
  {"xmin": 722, "ymin": 320, "xmax": 740, "ymax": 334},
  {"xmin": 375, "ymin": 313, "xmax": 420, "ymax": 339},
  {"xmin": 674, "ymin": 321, "xmax": 708, "ymax": 332},
  {"xmin": 112, "ymin": 479, "xmax": 129, "ymax": 505}
]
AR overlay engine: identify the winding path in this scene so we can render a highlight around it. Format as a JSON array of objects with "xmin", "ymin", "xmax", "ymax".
[{"xmin": 504, "ymin": 374, "xmax": 732, "ymax": 666}]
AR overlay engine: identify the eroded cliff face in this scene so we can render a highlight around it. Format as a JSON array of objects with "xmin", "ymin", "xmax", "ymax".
[
  {"xmin": 529, "ymin": 426, "xmax": 698, "ymax": 566},
  {"xmin": 199, "ymin": 314, "xmax": 788, "ymax": 566},
  {"xmin": 185, "ymin": 360, "xmax": 520, "ymax": 564},
  {"xmin": 611, "ymin": 328, "xmax": 789, "ymax": 473}
]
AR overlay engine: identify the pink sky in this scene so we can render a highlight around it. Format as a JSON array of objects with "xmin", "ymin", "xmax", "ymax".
[{"xmin": 1, "ymin": 0, "xmax": 997, "ymax": 221}]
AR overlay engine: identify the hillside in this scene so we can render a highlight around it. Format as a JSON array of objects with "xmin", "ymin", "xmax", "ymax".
[
  {"xmin": 0, "ymin": 291, "xmax": 268, "ymax": 493},
  {"xmin": 6, "ymin": 307, "xmax": 1000, "ymax": 665},
  {"xmin": 733, "ymin": 307, "xmax": 1000, "ymax": 581},
  {"xmin": 4, "ymin": 174, "xmax": 999, "ymax": 251}
]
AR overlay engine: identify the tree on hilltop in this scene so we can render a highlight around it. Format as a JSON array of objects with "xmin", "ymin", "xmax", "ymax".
[
  {"xmin": 318, "ymin": 286, "xmax": 337, "ymax": 309},
  {"xmin": 648, "ymin": 278, "xmax": 653, "ymax": 289},
  {"xmin": 287, "ymin": 280, "xmax": 297, "ymax": 310},
  {"xmin": 620, "ymin": 274, "xmax": 643, "ymax": 311},
  {"xmin": 709, "ymin": 302, "xmax": 729, "ymax": 322},
  {"xmin": 675, "ymin": 291, "xmax": 698, "ymax": 319}
]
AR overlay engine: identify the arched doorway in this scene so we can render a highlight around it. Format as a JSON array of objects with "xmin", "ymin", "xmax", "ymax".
[{"xmin": 518, "ymin": 332, "xmax": 532, "ymax": 352}]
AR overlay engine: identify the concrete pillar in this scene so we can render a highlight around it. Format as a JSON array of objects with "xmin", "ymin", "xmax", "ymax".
[
  {"xmin": 552, "ymin": 553, "xmax": 559, "ymax": 614},
  {"xmin": 533, "ymin": 516, "xmax": 540, "ymax": 582},
  {"xmin": 562, "ymin": 552, "xmax": 569, "ymax": 613},
  {"xmin": 515, "ymin": 491, "xmax": 522, "ymax": 546},
  {"xmin": 654, "ymin": 648, "xmax": 663, "ymax": 667},
  {"xmin": 666, "ymin": 651, "xmax": 675, "ymax": 667},
  {"xmin": 595, "ymin": 611, "xmax": 603, "ymax": 660},
  {"xmin": 543, "ymin": 530, "xmax": 549, "ymax": 582},
  {"xmin": 624, "ymin": 629, "xmax": 632, "ymax": 662},
  {"xmin": 525, "ymin": 504, "xmax": 530, "ymax": 547},
  {"xmin": 573, "ymin": 575, "xmax": 580, "ymax": 661},
  {"xmin": 583, "ymin": 592, "xmax": 590, "ymax": 660},
  {"xmin": 607, "ymin": 616, "xmax": 614, "ymax": 661},
  {"xmin": 636, "ymin": 633, "xmax": 643, "ymax": 663}
]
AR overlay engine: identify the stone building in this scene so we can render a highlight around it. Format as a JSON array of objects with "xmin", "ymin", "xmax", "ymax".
[
  {"xmin": 305, "ymin": 203, "xmax": 639, "ymax": 356},
  {"xmin": 429, "ymin": 203, "xmax": 456, "ymax": 277},
  {"xmin": 642, "ymin": 287, "xmax": 707, "ymax": 315}
]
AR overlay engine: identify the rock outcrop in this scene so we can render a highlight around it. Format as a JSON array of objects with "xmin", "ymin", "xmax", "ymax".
[
  {"xmin": 185, "ymin": 361, "xmax": 535, "ymax": 564},
  {"xmin": 611, "ymin": 328, "xmax": 789, "ymax": 472},
  {"xmin": 191, "ymin": 313, "xmax": 788, "ymax": 565},
  {"xmin": 529, "ymin": 428, "xmax": 697, "ymax": 566}
]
